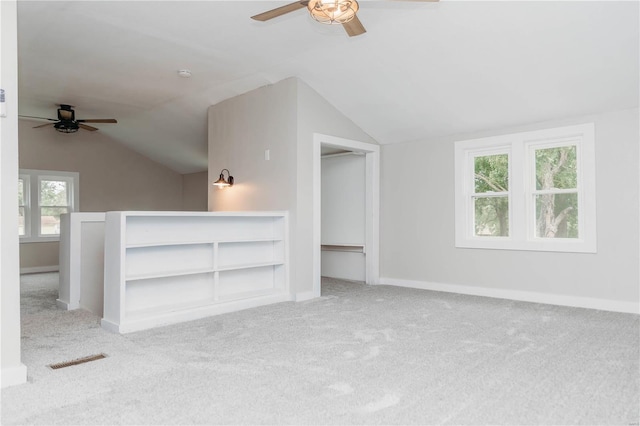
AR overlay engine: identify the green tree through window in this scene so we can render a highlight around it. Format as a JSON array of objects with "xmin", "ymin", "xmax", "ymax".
[
  {"xmin": 474, "ymin": 153, "xmax": 509, "ymax": 237},
  {"xmin": 534, "ymin": 146, "xmax": 578, "ymax": 238},
  {"xmin": 40, "ymin": 179, "xmax": 70, "ymax": 235}
]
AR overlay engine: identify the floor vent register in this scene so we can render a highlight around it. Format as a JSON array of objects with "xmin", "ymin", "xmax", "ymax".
[{"xmin": 48, "ymin": 353, "xmax": 107, "ymax": 370}]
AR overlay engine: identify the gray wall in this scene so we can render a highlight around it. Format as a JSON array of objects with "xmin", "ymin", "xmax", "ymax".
[
  {"xmin": 182, "ymin": 171, "xmax": 208, "ymax": 211},
  {"xmin": 208, "ymin": 78, "xmax": 298, "ymax": 213},
  {"xmin": 380, "ymin": 108, "xmax": 639, "ymax": 305},
  {"xmin": 208, "ymin": 77, "xmax": 377, "ymax": 295},
  {"xmin": 18, "ymin": 120, "xmax": 186, "ymax": 270}
]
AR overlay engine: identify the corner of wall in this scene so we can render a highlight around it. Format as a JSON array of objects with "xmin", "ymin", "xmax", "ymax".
[{"xmin": 1, "ymin": 0, "xmax": 27, "ymax": 388}]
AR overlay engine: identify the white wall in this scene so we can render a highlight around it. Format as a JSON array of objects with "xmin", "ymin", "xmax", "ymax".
[
  {"xmin": 208, "ymin": 77, "xmax": 377, "ymax": 297},
  {"xmin": 321, "ymin": 153, "xmax": 366, "ymax": 281},
  {"xmin": 380, "ymin": 108, "xmax": 639, "ymax": 313},
  {"xmin": 1, "ymin": 0, "xmax": 28, "ymax": 387}
]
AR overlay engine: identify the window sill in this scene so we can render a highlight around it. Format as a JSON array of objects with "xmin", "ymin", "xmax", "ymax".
[
  {"xmin": 455, "ymin": 238, "xmax": 596, "ymax": 254},
  {"xmin": 19, "ymin": 236, "xmax": 60, "ymax": 244}
]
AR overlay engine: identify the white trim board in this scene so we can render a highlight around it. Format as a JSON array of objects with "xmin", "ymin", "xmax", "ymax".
[
  {"xmin": 379, "ymin": 277, "xmax": 639, "ymax": 314},
  {"xmin": 293, "ymin": 291, "xmax": 317, "ymax": 302},
  {"xmin": 1, "ymin": 364, "xmax": 28, "ymax": 388},
  {"xmin": 20, "ymin": 265, "xmax": 58, "ymax": 275}
]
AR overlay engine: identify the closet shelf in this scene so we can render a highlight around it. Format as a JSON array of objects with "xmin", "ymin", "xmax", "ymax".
[{"xmin": 321, "ymin": 244, "xmax": 365, "ymax": 253}]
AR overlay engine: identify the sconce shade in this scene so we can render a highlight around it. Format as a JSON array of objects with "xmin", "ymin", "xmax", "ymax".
[
  {"xmin": 213, "ymin": 169, "xmax": 234, "ymax": 188},
  {"xmin": 307, "ymin": 0, "xmax": 359, "ymax": 24}
]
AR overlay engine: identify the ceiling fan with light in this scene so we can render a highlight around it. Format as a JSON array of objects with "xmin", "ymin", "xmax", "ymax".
[
  {"xmin": 251, "ymin": 0, "xmax": 439, "ymax": 37},
  {"xmin": 19, "ymin": 104, "xmax": 117, "ymax": 133}
]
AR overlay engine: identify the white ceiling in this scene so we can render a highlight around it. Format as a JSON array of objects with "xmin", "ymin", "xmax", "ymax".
[{"xmin": 17, "ymin": 1, "xmax": 639, "ymax": 174}]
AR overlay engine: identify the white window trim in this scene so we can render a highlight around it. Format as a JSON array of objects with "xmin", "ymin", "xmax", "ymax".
[
  {"xmin": 455, "ymin": 123, "xmax": 596, "ymax": 253},
  {"xmin": 18, "ymin": 173, "xmax": 30, "ymax": 238},
  {"xmin": 19, "ymin": 169, "xmax": 79, "ymax": 243}
]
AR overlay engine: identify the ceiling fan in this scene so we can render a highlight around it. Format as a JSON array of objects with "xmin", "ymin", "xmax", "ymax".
[
  {"xmin": 251, "ymin": 0, "xmax": 439, "ymax": 37},
  {"xmin": 19, "ymin": 104, "xmax": 117, "ymax": 133}
]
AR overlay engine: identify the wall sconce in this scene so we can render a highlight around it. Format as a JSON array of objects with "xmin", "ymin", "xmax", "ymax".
[{"xmin": 213, "ymin": 169, "xmax": 234, "ymax": 188}]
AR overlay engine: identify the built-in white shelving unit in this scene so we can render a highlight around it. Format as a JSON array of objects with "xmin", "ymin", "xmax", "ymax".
[{"xmin": 102, "ymin": 211, "xmax": 289, "ymax": 333}]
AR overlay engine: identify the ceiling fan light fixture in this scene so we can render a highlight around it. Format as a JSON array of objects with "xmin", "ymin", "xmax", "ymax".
[
  {"xmin": 54, "ymin": 121, "xmax": 79, "ymax": 133},
  {"xmin": 307, "ymin": 0, "xmax": 359, "ymax": 25}
]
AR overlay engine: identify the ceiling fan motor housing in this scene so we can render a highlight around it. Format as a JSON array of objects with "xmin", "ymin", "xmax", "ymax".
[{"xmin": 57, "ymin": 104, "xmax": 76, "ymax": 121}]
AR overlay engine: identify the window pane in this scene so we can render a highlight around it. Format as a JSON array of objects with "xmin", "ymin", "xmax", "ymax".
[
  {"xmin": 18, "ymin": 178, "xmax": 24, "ymax": 205},
  {"xmin": 474, "ymin": 154, "xmax": 508, "ymax": 193},
  {"xmin": 18, "ymin": 207, "xmax": 25, "ymax": 236},
  {"xmin": 535, "ymin": 193, "xmax": 578, "ymax": 238},
  {"xmin": 535, "ymin": 146, "xmax": 577, "ymax": 190},
  {"xmin": 40, "ymin": 207, "xmax": 68, "ymax": 235},
  {"xmin": 40, "ymin": 180, "xmax": 69, "ymax": 206},
  {"xmin": 474, "ymin": 196, "xmax": 509, "ymax": 237}
]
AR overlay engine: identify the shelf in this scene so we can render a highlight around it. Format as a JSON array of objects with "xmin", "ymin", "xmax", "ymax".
[
  {"xmin": 321, "ymin": 244, "xmax": 365, "ymax": 253},
  {"xmin": 126, "ymin": 240, "xmax": 214, "ymax": 249},
  {"xmin": 218, "ymin": 238, "xmax": 283, "ymax": 244},
  {"xmin": 217, "ymin": 261, "xmax": 284, "ymax": 272},
  {"xmin": 124, "ymin": 262, "xmax": 285, "ymax": 279},
  {"xmin": 126, "ymin": 238, "xmax": 282, "ymax": 249},
  {"xmin": 125, "ymin": 268, "xmax": 215, "ymax": 282}
]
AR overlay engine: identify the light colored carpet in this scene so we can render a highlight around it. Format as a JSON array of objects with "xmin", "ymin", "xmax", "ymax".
[{"xmin": 2, "ymin": 272, "xmax": 638, "ymax": 425}]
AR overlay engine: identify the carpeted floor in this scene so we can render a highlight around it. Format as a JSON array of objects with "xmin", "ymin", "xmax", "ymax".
[{"xmin": 2, "ymin": 272, "xmax": 639, "ymax": 425}]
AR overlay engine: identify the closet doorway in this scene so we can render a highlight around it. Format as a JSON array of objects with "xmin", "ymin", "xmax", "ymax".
[
  {"xmin": 312, "ymin": 134, "xmax": 380, "ymax": 297},
  {"xmin": 321, "ymin": 149, "xmax": 366, "ymax": 281}
]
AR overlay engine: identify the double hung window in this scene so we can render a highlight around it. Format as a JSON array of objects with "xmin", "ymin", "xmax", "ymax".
[
  {"xmin": 19, "ymin": 169, "xmax": 79, "ymax": 242},
  {"xmin": 455, "ymin": 123, "xmax": 596, "ymax": 253}
]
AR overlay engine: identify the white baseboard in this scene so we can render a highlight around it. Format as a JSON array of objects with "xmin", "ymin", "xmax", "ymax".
[
  {"xmin": 20, "ymin": 265, "xmax": 58, "ymax": 275},
  {"xmin": 378, "ymin": 277, "xmax": 639, "ymax": 314},
  {"xmin": 294, "ymin": 290, "xmax": 318, "ymax": 302},
  {"xmin": 1, "ymin": 364, "xmax": 28, "ymax": 388},
  {"xmin": 102, "ymin": 293, "xmax": 291, "ymax": 334},
  {"xmin": 56, "ymin": 299, "xmax": 78, "ymax": 311}
]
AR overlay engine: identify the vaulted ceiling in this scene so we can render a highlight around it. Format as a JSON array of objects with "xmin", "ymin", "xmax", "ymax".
[{"xmin": 17, "ymin": 1, "xmax": 639, "ymax": 174}]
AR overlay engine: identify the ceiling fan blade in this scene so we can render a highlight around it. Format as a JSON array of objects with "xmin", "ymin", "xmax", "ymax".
[
  {"xmin": 251, "ymin": 1, "xmax": 308, "ymax": 21},
  {"xmin": 19, "ymin": 115, "xmax": 57, "ymax": 121},
  {"xmin": 78, "ymin": 124, "xmax": 99, "ymax": 132},
  {"xmin": 77, "ymin": 119, "xmax": 117, "ymax": 123},
  {"xmin": 32, "ymin": 123, "xmax": 55, "ymax": 129},
  {"xmin": 343, "ymin": 15, "xmax": 366, "ymax": 37}
]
